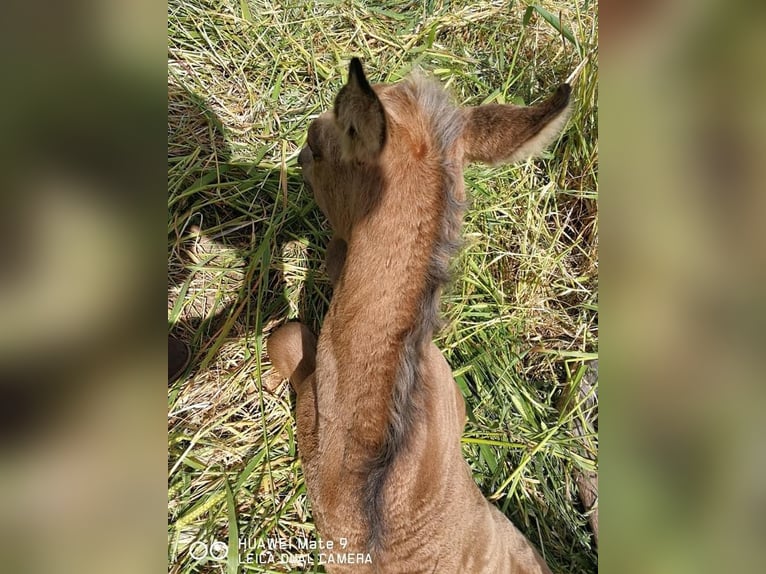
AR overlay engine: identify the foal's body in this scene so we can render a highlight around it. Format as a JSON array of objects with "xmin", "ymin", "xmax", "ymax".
[{"xmin": 269, "ymin": 59, "xmax": 570, "ymax": 573}]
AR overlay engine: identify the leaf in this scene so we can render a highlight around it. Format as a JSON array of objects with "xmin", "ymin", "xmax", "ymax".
[
  {"xmin": 522, "ymin": 4, "xmax": 578, "ymax": 48},
  {"xmin": 523, "ymin": 5, "xmax": 535, "ymax": 27},
  {"xmin": 225, "ymin": 480, "xmax": 239, "ymax": 574},
  {"xmin": 239, "ymin": 0, "xmax": 252, "ymax": 22}
]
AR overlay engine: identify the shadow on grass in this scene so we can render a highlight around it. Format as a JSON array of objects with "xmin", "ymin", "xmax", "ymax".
[{"xmin": 167, "ymin": 83, "xmax": 331, "ymax": 389}]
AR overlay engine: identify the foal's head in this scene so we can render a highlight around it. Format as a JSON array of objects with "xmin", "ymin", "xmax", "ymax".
[{"xmin": 298, "ymin": 58, "xmax": 571, "ymax": 242}]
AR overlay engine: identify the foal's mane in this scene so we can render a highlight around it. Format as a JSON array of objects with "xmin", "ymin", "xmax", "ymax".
[{"xmin": 363, "ymin": 74, "xmax": 467, "ymax": 551}]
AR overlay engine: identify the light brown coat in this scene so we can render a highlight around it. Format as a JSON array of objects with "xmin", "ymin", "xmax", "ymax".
[{"xmin": 268, "ymin": 58, "xmax": 570, "ymax": 573}]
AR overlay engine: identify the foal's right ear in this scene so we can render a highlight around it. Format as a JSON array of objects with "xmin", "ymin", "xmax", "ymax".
[
  {"xmin": 333, "ymin": 58, "xmax": 387, "ymax": 163},
  {"xmin": 461, "ymin": 84, "xmax": 572, "ymax": 165}
]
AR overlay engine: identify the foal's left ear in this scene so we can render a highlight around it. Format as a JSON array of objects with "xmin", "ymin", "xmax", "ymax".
[{"xmin": 333, "ymin": 58, "xmax": 387, "ymax": 162}]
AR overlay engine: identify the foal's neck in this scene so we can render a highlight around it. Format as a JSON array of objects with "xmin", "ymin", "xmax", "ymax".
[{"xmin": 332, "ymin": 181, "xmax": 445, "ymax": 346}]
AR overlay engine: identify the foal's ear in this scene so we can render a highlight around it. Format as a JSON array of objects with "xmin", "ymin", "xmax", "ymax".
[
  {"xmin": 333, "ymin": 58, "xmax": 387, "ymax": 162},
  {"xmin": 461, "ymin": 84, "xmax": 571, "ymax": 165}
]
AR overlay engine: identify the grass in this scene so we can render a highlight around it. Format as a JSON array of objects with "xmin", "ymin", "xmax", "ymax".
[{"xmin": 168, "ymin": 1, "xmax": 598, "ymax": 572}]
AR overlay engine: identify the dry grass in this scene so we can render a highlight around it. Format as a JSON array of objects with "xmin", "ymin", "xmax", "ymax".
[{"xmin": 168, "ymin": 1, "xmax": 597, "ymax": 572}]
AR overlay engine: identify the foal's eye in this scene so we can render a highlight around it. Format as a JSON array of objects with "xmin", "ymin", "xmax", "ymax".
[{"xmin": 307, "ymin": 127, "xmax": 322, "ymax": 160}]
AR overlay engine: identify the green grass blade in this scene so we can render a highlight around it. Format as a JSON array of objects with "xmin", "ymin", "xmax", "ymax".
[{"xmin": 524, "ymin": 4, "xmax": 578, "ymax": 47}]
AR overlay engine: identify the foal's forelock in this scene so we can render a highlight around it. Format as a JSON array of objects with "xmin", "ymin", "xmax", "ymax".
[{"xmin": 399, "ymin": 75, "xmax": 465, "ymax": 158}]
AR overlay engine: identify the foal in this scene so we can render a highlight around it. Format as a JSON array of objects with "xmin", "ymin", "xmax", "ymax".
[{"xmin": 268, "ymin": 58, "xmax": 570, "ymax": 573}]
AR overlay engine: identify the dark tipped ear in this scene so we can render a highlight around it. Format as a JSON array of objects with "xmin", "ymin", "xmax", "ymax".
[
  {"xmin": 333, "ymin": 58, "xmax": 387, "ymax": 162},
  {"xmin": 462, "ymin": 84, "xmax": 572, "ymax": 165}
]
